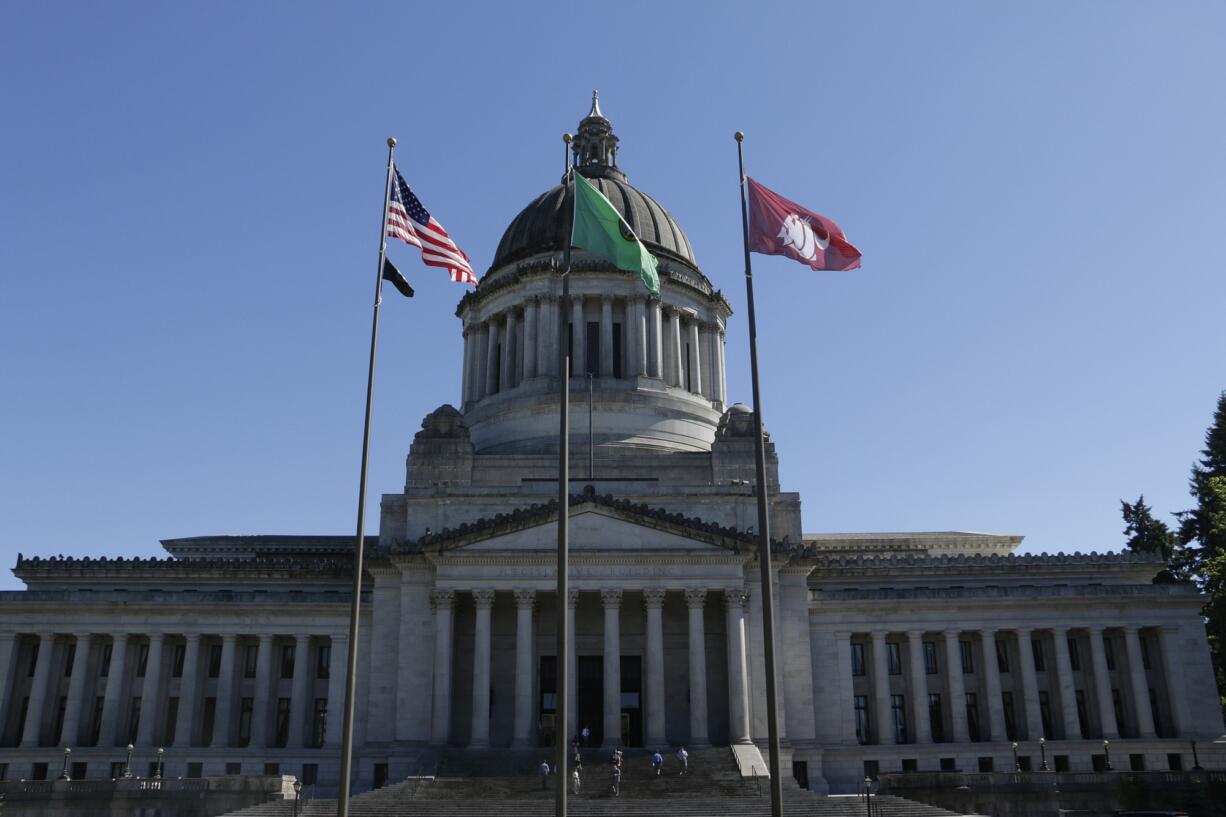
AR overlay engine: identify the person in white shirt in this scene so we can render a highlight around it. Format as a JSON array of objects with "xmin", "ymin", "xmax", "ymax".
[{"xmin": 676, "ymin": 746, "xmax": 689, "ymax": 775}]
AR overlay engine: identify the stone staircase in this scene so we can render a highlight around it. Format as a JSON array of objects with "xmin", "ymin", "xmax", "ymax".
[{"xmin": 220, "ymin": 747, "xmax": 964, "ymax": 817}]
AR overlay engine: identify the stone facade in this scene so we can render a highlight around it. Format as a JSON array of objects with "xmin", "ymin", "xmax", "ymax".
[{"xmin": 1, "ymin": 97, "xmax": 1222, "ymax": 795}]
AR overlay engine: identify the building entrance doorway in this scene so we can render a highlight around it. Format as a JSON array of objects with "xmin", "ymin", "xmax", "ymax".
[{"xmin": 577, "ymin": 655, "xmax": 603, "ymax": 745}]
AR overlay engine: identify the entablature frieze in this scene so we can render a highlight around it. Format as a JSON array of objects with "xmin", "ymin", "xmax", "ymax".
[{"xmin": 810, "ymin": 581, "xmax": 1200, "ymax": 608}]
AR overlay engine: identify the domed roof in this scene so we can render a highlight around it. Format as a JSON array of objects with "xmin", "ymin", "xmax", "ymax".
[{"xmin": 489, "ymin": 93, "xmax": 698, "ymax": 273}]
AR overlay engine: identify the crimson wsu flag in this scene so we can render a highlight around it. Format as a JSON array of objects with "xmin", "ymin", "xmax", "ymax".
[{"xmin": 746, "ymin": 177, "xmax": 861, "ymax": 271}]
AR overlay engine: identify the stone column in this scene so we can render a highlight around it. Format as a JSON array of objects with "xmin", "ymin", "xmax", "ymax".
[
  {"xmin": 136, "ymin": 634, "xmax": 165, "ymax": 746},
  {"xmin": 1122, "ymin": 626, "xmax": 1157, "ymax": 738},
  {"xmin": 599, "ymin": 297, "xmax": 614, "ymax": 377},
  {"xmin": 601, "ymin": 589, "xmax": 623, "ymax": 746},
  {"xmin": 572, "ymin": 297, "xmax": 586, "ymax": 378},
  {"xmin": 470, "ymin": 589, "xmax": 495, "ymax": 746},
  {"xmin": 1015, "ymin": 628, "xmax": 1044, "ymax": 739},
  {"xmin": 20, "ymin": 633, "xmax": 56, "ymax": 748},
  {"xmin": 513, "ymin": 590, "xmax": 536, "ymax": 747},
  {"xmin": 430, "ymin": 591, "xmax": 455, "ymax": 745},
  {"xmin": 1088, "ymin": 626, "xmax": 1119, "ymax": 738},
  {"xmin": 324, "ymin": 632, "xmax": 348, "ymax": 748},
  {"xmin": 501, "ymin": 310, "xmax": 518, "ymax": 391},
  {"xmin": 519, "ymin": 298, "xmax": 535, "ymax": 380},
  {"xmin": 669, "ymin": 308, "xmax": 683, "ymax": 387},
  {"xmin": 907, "ymin": 631, "xmax": 931, "ymax": 743},
  {"xmin": 173, "ymin": 634, "xmax": 201, "ymax": 747},
  {"xmin": 58, "ymin": 633, "xmax": 92, "ymax": 746},
  {"xmin": 716, "ymin": 329, "xmax": 727, "ymax": 405},
  {"xmin": 474, "ymin": 322, "xmax": 490, "ymax": 400},
  {"xmin": 643, "ymin": 590, "xmax": 667, "ymax": 746},
  {"xmin": 1157, "ymin": 625, "xmax": 1187, "ymax": 737},
  {"xmin": 686, "ymin": 317, "xmax": 702, "ymax": 394},
  {"xmin": 539, "ymin": 295, "xmax": 556, "ymax": 378},
  {"xmin": 250, "ymin": 634, "xmax": 274, "ymax": 748},
  {"xmin": 725, "ymin": 590, "xmax": 751, "ymax": 744},
  {"xmin": 96, "ymin": 634, "xmax": 128, "ymax": 748},
  {"xmin": 285, "ymin": 634, "xmax": 311, "ymax": 748},
  {"xmin": 1051, "ymin": 627, "xmax": 1082, "ymax": 740},
  {"xmin": 0, "ymin": 633, "xmax": 18, "ymax": 742},
  {"xmin": 485, "ymin": 317, "xmax": 501, "ymax": 395},
  {"xmin": 567, "ymin": 589, "xmax": 578, "ymax": 733},
  {"xmin": 834, "ymin": 633, "xmax": 859, "ymax": 743},
  {"xmin": 697, "ymin": 323, "xmax": 712, "ymax": 399},
  {"xmin": 648, "ymin": 298, "xmax": 663, "ymax": 378},
  {"xmin": 685, "ymin": 590, "xmax": 709, "ymax": 745},
  {"xmin": 941, "ymin": 631, "xmax": 968, "ymax": 743},
  {"xmin": 209, "ymin": 633, "xmax": 237, "ymax": 747},
  {"xmin": 461, "ymin": 329, "xmax": 472, "ymax": 405},
  {"xmin": 632, "ymin": 297, "xmax": 648, "ymax": 377},
  {"xmin": 870, "ymin": 631, "xmax": 893, "ymax": 745},
  {"xmin": 979, "ymin": 629, "xmax": 1007, "ymax": 742}
]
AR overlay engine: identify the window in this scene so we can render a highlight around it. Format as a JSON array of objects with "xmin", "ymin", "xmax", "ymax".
[
  {"xmin": 923, "ymin": 642, "xmax": 938, "ymax": 675},
  {"xmin": 90, "ymin": 696, "xmax": 105, "ymax": 745},
  {"xmin": 966, "ymin": 692, "xmax": 981, "ymax": 742},
  {"xmin": 1168, "ymin": 753, "xmax": 1184, "ymax": 771},
  {"xmin": 28, "ymin": 642, "xmax": 40, "ymax": 677},
  {"xmin": 864, "ymin": 760, "xmax": 879, "ymax": 781},
  {"xmin": 851, "ymin": 643, "xmax": 866, "ymax": 676},
  {"xmin": 317, "ymin": 644, "xmax": 331, "ymax": 680},
  {"xmin": 64, "ymin": 644, "xmax": 76, "ymax": 677},
  {"xmin": 978, "ymin": 757, "xmax": 994, "ymax": 773},
  {"xmin": 1149, "ymin": 687, "xmax": 1163, "ymax": 736},
  {"xmin": 110, "ymin": 762, "xmax": 126, "ymax": 778},
  {"xmin": 960, "ymin": 640, "xmax": 974, "ymax": 674},
  {"xmin": 1075, "ymin": 690, "xmax": 1089, "ymax": 737},
  {"xmin": 244, "ymin": 645, "xmax": 258, "ymax": 679},
  {"xmin": 995, "ymin": 640, "xmax": 1010, "ymax": 673},
  {"xmin": 940, "ymin": 757, "xmax": 956, "ymax": 771},
  {"xmin": 1054, "ymin": 755, "xmax": 1070, "ymax": 772},
  {"xmin": 891, "ymin": 693, "xmax": 907, "ymax": 743},
  {"xmin": 186, "ymin": 762, "xmax": 203, "ymax": 779},
  {"xmin": 1129, "ymin": 753, "xmax": 1145, "ymax": 771},
  {"xmin": 100, "ymin": 643, "xmax": 112, "ymax": 676},
  {"xmin": 202, "ymin": 697, "xmax": 216, "ymax": 746},
  {"xmin": 1002, "ymin": 691, "xmax": 1017, "ymax": 741},
  {"xmin": 137, "ymin": 643, "xmax": 150, "ymax": 677},
  {"xmin": 127, "ymin": 697, "xmax": 141, "ymax": 743},
  {"xmin": 264, "ymin": 763, "xmax": 281, "ymax": 776},
  {"xmin": 854, "ymin": 695, "xmax": 870, "ymax": 745},
  {"xmin": 1017, "ymin": 755, "xmax": 1032, "ymax": 772},
  {"xmin": 928, "ymin": 693, "xmax": 944, "ymax": 742},
  {"xmin": 0, "ymin": 763, "xmax": 8, "ymax": 780},
  {"xmin": 887, "ymin": 643, "xmax": 902, "ymax": 675},
  {"xmin": 373, "ymin": 764, "xmax": 389, "ymax": 789},
  {"xmin": 1068, "ymin": 638, "xmax": 1081, "ymax": 672},
  {"xmin": 70, "ymin": 762, "xmax": 87, "ymax": 779},
  {"xmin": 1140, "ymin": 636, "xmax": 1152, "ymax": 670},
  {"xmin": 612, "ymin": 322, "xmax": 623, "ymax": 378},
  {"xmin": 208, "ymin": 644, "xmax": 222, "ymax": 678},
  {"xmin": 1105, "ymin": 637, "xmax": 1117, "ymax": 671},
  {"xmin": 1031, "ymin": 638, "xmax": 1045, "ymax": 672},
  {"xmin": 239, "ymin": 698, "xmax": 254, "ymax": 746},
  {"xmin": 1039, "ymin": 691, "xmax": 1052, "ymax": 739},
  {"xmin": 901, "ymin": 758, "xmax": 918, "ymax": 772},
  {"xmin": 225, "ymin": 762, "xmax": 242, "ymax": 775},
  {"xmin": 1092, "ymin": 754, "xmax": 1107, "ymax": 772},
  {"xmin": 302, "ymin": 764, "xmax": 319, "ymax": 786},
  {"xmin": 281, "ymin": 645, "xmax": 296, "ymax": 679},
  {"xmin": 276, "ymin": 697, "xmax": 291, "ymax": 747},
  {"xmin": 172, "ymin": 644, "xmax": 185, "ymax": 677},
  {"xmin": 1112, "ymin": 688, "xmax": 1127, "ymax": 733},
  {"xmin": 312, "ymin": 699, "xmax": 328, "ymax": 748}
]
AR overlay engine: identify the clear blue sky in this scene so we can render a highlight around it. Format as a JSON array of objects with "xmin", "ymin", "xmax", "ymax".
[{"xmin": 2, "ymin": 2, "xmax": 1224, "ymax": 590}]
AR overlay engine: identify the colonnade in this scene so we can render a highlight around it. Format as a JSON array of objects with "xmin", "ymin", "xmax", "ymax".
[
  {"xmin": 836, "ymin": 624, "xmax": 1184, "ymax": 747},
  {"xmin": 429, "ymin": 587, "xmax": 751, "ymax": 748},
  {"xmin": 0, "ymin": 631, "xmax": 347, "ymax": 751},
  {"xmin": 461, "ymin": 295, "xmax": 727, "ymax": 406}
]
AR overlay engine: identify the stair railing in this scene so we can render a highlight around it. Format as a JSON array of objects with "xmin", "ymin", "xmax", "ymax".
[{"xmin": 750, "ymin": 765, "xmax": 762, "ymax": 797}]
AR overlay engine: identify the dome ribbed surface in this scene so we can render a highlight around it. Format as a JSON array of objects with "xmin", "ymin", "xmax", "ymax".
[{"xmin": 490, "ymin": 173, "xmax": 697, "ymax": 272}]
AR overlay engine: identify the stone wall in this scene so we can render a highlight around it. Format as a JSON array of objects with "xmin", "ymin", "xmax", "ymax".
[{"xmin": 0, "ymin": 775, "xmax": 294, "ymax": 817}]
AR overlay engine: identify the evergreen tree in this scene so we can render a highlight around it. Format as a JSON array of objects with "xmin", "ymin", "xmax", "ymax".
[
  {"xmin": 1179, "ymin": 391, "xmax": 1226, "ymax": 559},
  {"xmin": 1121, "ymin": 495, "xmax": 1176, "ymax": 559}
]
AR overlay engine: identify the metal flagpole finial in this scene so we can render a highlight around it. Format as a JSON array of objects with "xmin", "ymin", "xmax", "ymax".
[
  {"xmin": 563, "ymin": 133, "xmax": 573, "ymax": 144},
  {"xmin": 735, "ymin": 131, "xmax": 745, "ymax": 142},
  {"xmin": 387, "ymin": 137, "xmax": 397, "ymax": 148}
]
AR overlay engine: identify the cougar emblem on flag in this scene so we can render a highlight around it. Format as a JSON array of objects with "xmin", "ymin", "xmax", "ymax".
[{"xmin": 776, "ymin": 214, "xmax": 830, "ymax": 261}]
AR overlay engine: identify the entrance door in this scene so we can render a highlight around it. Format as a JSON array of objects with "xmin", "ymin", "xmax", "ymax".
[
  {"xmin": 577, "ymin": 656, "xmax": 603, "ymax": 745},
  {"xmin": 620, "ymin": 655, "xmax": 642, "ymax": 747}
]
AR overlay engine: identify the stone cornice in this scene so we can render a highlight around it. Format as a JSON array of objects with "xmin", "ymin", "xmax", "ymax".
[
  {"xmin": 429, "ymin": 551, "xmax": 749, "ymax": 568},
  {"xmin": 0, "ymin": 589, "xmax": 361, "ymax": 606},
  {"xmin": 811, "ymin": 582, "xmax": 1200, "ymax": 605},
  {"xmin": 12, "ymin": 553, "xmax": 353, "ymax": 581},
  {"xmin": 805, "ymin": 549, "xmax": 1164, "ymax": 578}
]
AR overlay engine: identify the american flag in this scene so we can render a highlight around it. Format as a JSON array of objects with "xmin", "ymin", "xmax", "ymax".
[{"xmin": 385, "ymin": 166, "xmax": 478, "ymax": 286}]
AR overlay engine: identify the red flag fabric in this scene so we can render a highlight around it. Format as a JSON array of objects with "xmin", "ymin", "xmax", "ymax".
[{"xmin": 746, "ymin": 177, "xmax": 861, "ymax": 271}]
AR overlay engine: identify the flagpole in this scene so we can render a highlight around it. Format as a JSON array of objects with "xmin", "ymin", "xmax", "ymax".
[
  {"xmin": 554, "ymin": 131, "xmax": 574, "ymax": 817},
  {"xmin": 336, "ymin": 137, "xmax": 396, "ymax": 817},
  {"xmin": 735, "ymin": 131, "xmax": 784, "ymax": 817}
]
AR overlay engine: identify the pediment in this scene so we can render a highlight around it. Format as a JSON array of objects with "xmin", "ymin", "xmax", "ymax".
[{"xmin": 456, "ymin": 508, "xmax": 728, "ymax": 553}]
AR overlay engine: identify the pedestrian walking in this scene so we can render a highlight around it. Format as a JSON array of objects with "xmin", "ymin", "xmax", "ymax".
[
  {"xmin": 676, "ymin": 746, "xmax": 689, "ymax": 775},
  {"xmin": 651, "ymin": 751, "xmax": 664, "ymax": 776},
  {"xmin": 581, "ymin": 725, "xmax": 590, "ymax": 746},
  {"xmin": 572, "ymin": 767, "xmax": 581, "ymax": 795},
  {"xmin": 611, "ymin": 763, "xmax": 621, "ymax": 796},
  {"xmin": 572, "ymin": 746, "xmax": 583, "ymax": 771},
  {"xmin": 538, "ymin": 760, "xmax": 550, "ymax": 790}
]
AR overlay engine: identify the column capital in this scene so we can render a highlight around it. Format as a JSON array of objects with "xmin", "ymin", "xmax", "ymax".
[
  {"xmin": 1120, "ymin": 624, "xmax": 1141, "ymax": 635},
  {"xmin": 513, "ymin": 589, "xmax": 537, "ymax": 609},
  {"xmin": 567, "ymin": 588, "xmax": 581, "ymax": 608},
  {"xmin": 869, "ymin": 630, "xmax": 889, "ymax": 641},
  {"xmin": 600, "ymin": 294, "xmax": 614, "ymax": 305},
  {"xmin": 1087, "ymin": 624, "xmax": 1105, "ymax": 635},
  {"xmin": 723, "ymin": 588, "xmax": 747, "ymax": 609},
  {"xmin": 1156, "ymin": 623, "xmax": 1179, "ymax": 635},
  {"xmin": 1049, "ymin": 625, "xmax": 1069, "ymax": 636},
  {"xmin": 600, "ymin": 589, "xmax": 623, "ymax": 608},
  {"xmin": 978, "ymin": 627, "xmax": 997, "ymax": 638},
  {"xmin": 905, "ymin": 629, "xmax": 925, "ymax": 640},
  {"xmin": 221, "ymin": 633, "xmax": 240, "ymax": 643},
  {"xmin": 258, "ymin": 632, "xmax": 275, "ymax": 643},
  {"xmin": 294, "ymin": 633, "xmax": 312, "ymax": 645},
  {"xmin": 1014, "ymin": 626, "xmax": 1032, "ymax": 637},
  {"xmin": 834, "ymin": 631, "xmax": 853, "ymax": 641},
  {"xmin": 147, "ymin": 632, "xmax": 166, "ymax": 643},
  {"xmin": 642, "ymin": 588, "xmax": 667, "ymax": 609},
  {"xmin": 942, "ymin": 628, "xmax": 962, "ymax": 638},
  {"xmin": 472, "ymin": 589, "xmax": 496, "ymax": 608},
  {"xmin": 74, "ymin": 632, "xmax": 94, "ymax": 642},
  {"xmin": 684, "ymin": 588, "xmax": 707, "ymax": 609},
  {"xmin": 183, "ymin": 633, "xmax": 202, "ymax": 643},
  {"xmin": 430, "ymin": 589, "xmax": 456, "ymax": 610},
  {"xmin": 37, "ymin": 631, "xmax": 57, "ymax": 640}
]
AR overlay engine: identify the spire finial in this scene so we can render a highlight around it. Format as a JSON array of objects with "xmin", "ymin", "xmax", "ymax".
[{"xmin": 589, "ymin": 90, "xmax": 602, "ymax": 118}]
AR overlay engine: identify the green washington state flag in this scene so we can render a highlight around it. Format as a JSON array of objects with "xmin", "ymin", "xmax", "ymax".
[{"xmin": 572, "ymin": 172, "xmax": 661, "ymax": 295}]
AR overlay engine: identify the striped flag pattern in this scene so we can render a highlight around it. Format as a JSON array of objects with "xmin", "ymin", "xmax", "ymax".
[{"xmin": 386, "ymin": 166, "xmax": 478, "ymax": 285}]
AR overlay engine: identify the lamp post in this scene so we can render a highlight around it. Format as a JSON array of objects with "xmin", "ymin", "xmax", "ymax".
[
  {"xmin": 863, "ymin": 776, "xmax": 873, "ymax": 817},
  {"xmin": 1102, "ymin": 739, "xmax": 1112, "ymax": 772},
  {"xmin": 60, "ymin": 747, "xmax": 71, "ymax": 781},
  {"xmin": 1011, "ymin": 741, "xmax": 1020, "ymax": 772},
  {"xmin": 293, "ymin": 780, "xmax": 302, "ymax": 817},
  {"xmin": 1192, "ymin": 739, "xmax": 1203, "ymax": 770},
  {"xmin": 155, "ymin": 747, "xmax": 164, "ymax": 779},
  {"xmin": 1039, "ymin": 737, "xmax": 1049, "ymax": 771},
  {"xmin": 123, "ymin": 743, "xmax": 134, "ymax": 778}
]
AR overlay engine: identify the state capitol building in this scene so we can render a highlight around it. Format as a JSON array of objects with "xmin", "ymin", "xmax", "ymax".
[{"xmin": 1, "ymin": 99, "xmax": 1220, "ymax": 795}]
